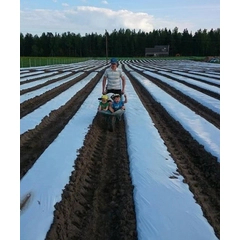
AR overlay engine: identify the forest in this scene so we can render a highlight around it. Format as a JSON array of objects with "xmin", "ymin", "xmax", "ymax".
[{"xmin": 20, "ymin": 27, "xmax": 220, "ymax": 58}]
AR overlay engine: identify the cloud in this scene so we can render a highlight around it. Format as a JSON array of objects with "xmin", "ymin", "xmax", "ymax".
[
  {"xmin": 20, "ymin": 5, "xmax": 215, "ymax": 36},
  {"xmin": 21, "ymin": 6, "xmax": 156, "ymax": 35},
  {"xmin": 72, "ymin": 7, "xmax": 155, "ymax": 33}
]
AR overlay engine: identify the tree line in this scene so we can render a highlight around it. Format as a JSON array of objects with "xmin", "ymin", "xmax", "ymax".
[{"xmin": 20, "ymin": 27, "xmax": 220, "ymax": 57}]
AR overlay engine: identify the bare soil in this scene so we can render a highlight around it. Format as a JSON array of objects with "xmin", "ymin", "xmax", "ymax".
[{"xmin": 20, "ymin": 63, "xmax": 220, "ymax": 240}]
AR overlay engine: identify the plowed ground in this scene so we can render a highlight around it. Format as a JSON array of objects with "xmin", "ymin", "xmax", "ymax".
[{"xmin": 20, "ymin": 63, "xmax": 220, "ymax": 239}]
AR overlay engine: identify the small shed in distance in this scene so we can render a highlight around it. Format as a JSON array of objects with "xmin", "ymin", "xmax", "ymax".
[{"xmin": 145, "ymin": 45, "xmax": 170, "ymax": 57}]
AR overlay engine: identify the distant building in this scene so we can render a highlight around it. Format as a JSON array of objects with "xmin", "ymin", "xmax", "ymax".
[{"xmin": 145, "ymin": 45, "xmax": 170, "ymax": 57}]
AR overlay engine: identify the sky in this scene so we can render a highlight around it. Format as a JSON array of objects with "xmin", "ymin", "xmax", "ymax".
[
  {"xmin": 20, "ymin": 60, "xmax": 220, "ymax": 239},
  {"xmin": 19, "ymin": 0, "xmax": 220, "ymax": 36}
]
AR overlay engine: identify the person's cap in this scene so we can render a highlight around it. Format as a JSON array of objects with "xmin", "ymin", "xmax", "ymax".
[
  {"xmin": 111, "ymin": 93, "xmax": 120, "ymax": 99},
  {"xmin": 110, "ymin": 58, "xmax": 118, "ymax": 64},
  {"xmin": 101, "ymin": 95, "xmax": 108, "ymax": 100}
]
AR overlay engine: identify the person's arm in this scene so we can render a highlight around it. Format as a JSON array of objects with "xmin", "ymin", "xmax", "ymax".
[
  {"xmin": 103, "ymin": 104, "xmax": 109, "ymax": 111},
  {"xmin": 121, "ymin": 75, "xmax": 126, "ymax": 94},
  {"xmin": 123, "ymin": 94, "xmax": 127, "ymax": 103},
  {"xmin": 108, "ymin": 102, "xmax": 114, "ymax": 113},
  {"xmin": 98, "ymin": 104, "xmax": 102, "ymax": 111},
  {"xmin": 102, "ymin": 76, "xmax": 107, "ymax": 94}
]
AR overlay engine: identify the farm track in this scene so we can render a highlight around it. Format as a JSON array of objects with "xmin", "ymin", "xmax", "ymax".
[{"xmin": 20, "ymin": 65, "xmax": 220, "ymax": 239}]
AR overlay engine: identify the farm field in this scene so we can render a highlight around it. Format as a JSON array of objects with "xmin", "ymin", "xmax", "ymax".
[{"xmin": 20, "ymin": 59, "xmax": 220, "ymax": 240}]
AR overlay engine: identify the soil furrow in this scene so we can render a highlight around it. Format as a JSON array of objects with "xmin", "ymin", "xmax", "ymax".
[
  {"xmin": 124, "ymin": 68, "xmax": 220, "ymax": 238},
  {"xmin": 45, "ymin": 113, "xmax": 138, "ymax": 240},
  {"xmin": 169, "ymin": 71, "xmax": 220, "ymax": 86},
  {"xmin": 20, "ymin": 72, "xmax": 89, "ymax": 118},
  {"xmin": 20, "ymin": 72, "xmax": 76, "ymax": 94},
  {"xmin": 156, "ymin": 71, "xmax": 220, "ymax": 100},
  {"xmin": 125, "ymin": 65, "xmax": 220, "ymax": 129},
  {"xmin": 20, "ymin": 71, "xmax": 103, "ymax": 179}
]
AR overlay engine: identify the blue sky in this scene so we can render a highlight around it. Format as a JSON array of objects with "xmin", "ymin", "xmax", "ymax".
[{"xmin": 19, "ymin": 0, "xmax": 220, "ymax": 36}]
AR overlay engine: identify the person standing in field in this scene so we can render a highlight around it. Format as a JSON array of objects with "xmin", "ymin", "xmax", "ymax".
[{"xmin": 102, "ymin": 58, "xmax": 126, "ymax": 97}]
